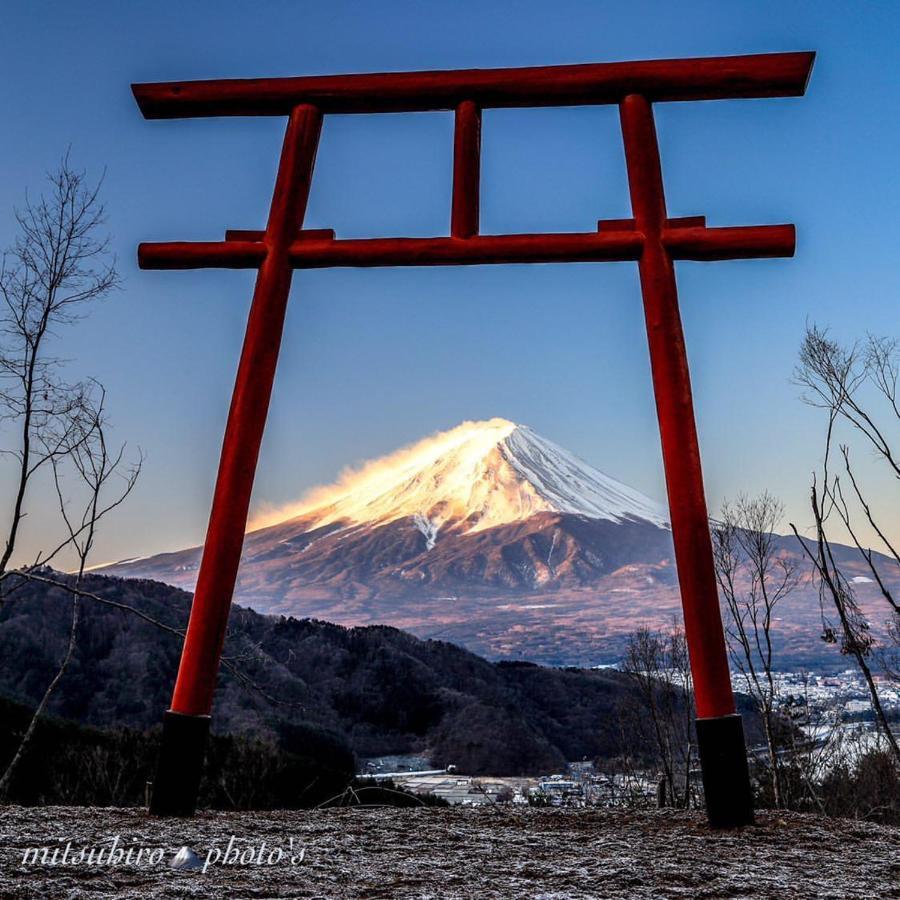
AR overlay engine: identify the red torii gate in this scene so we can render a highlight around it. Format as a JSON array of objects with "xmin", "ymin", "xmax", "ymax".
[{"xmin": 133, "ymin": 50, "xmax": 815, "ymax": 826}]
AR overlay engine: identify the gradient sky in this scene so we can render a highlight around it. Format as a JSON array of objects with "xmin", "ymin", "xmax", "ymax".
[{"xmin": 0, "ymin": 1, "xmax": 897, "ymax": 569}]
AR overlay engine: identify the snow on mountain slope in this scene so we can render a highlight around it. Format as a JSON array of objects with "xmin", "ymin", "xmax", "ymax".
[
  {"xmin": 501, "ymin": 423, "xmax": 668, "ymax": 528},
  {"xmin": 250, "ymin": 418, "xmax": 668, "ymax": 539}
]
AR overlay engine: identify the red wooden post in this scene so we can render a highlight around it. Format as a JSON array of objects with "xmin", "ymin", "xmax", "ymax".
[
  {"xmin": 451, "ymin": 100, "xmax": 481, "ymax": 238},
  {"xmin": 620, "ymin": 93, "xmax": 753, "ymax": 826},
  {"xmin": 149, "ymin": 103, "xmax": 322, "ymax": 815}
]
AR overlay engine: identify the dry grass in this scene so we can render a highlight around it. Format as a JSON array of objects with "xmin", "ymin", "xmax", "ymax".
[{"xmin": 1, "ymin": 805, "xmax": 898, "ymax": 898}]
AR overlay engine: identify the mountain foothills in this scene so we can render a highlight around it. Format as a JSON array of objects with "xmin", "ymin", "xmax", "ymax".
[
  {"xmin": 101, "ymin": 419, "xmax": 898, "ymax": 668},
  {"xmin": 0, "ymin": 573, "xmax": 684, "ymax": 777}
]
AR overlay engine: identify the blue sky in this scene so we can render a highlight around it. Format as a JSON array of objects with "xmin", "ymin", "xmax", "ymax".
[{"xmin": 0, "ymin": 1, "xmax": 897, "ymax": 566}]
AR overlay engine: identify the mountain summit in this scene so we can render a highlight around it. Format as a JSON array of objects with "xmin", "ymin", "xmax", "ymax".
[{"xmin": 250, "ymin": 418, "xmax": 668, "ymax": 541}]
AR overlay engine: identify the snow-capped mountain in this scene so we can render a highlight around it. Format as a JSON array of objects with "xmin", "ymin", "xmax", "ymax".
[
  {"xmin": 250, "ymin": 417, "xmax": 668, "ymax": 539},
  {"xmin": 98, "ymin": 417, "xmax": 898, "ymax": 666},
  {"xmin": 99, "ymin": 419, "xmax": 684, "ymax": 661},
  {"xmin": 102, "ymin": 419, "xmax": 677, "ymax": 652},
  {"xmin": 101, "ymin": 418, "xmax": 673, "ymax": 605}
]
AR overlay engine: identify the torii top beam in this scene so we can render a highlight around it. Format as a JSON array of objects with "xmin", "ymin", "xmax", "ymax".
[{"xmin": 133, "ymin": 51, "xmax": 814, "ymax": 118}]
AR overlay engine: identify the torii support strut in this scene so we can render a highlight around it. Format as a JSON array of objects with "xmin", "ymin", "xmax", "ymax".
[{"xmin": 135, "ymin": 51, "xmax": 815, "ymax": 825}]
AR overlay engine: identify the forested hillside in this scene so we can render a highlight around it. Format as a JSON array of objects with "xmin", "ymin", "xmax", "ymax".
[{"xmin": 0, "ymin": 572, "xmax": 665, "ymax": 775}]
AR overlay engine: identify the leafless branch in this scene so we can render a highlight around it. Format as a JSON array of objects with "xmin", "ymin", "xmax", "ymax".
[{"xmin": 0, "ymin": 156, "xmax": 119, "ymax": 579}]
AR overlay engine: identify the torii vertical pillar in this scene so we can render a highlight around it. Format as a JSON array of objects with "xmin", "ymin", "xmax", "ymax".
[
  {"xmin": 621, "ymin": 94, "xmax": 752, "ymax": 826},
  {"xmin": 149, "ymin": 104, "xmax": 322, "ymax": 816}
]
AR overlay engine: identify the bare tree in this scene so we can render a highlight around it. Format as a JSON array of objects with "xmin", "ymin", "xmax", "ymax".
[
  {"xmin": 621, "ymin": 623, "xmax": 696, "ymax": 809},
  {"xmin": 0, "ymin": 154, "xmax": 119, "ymax": 583},
  {"xmin": 778, "ymin": 670, "xmax": 856, "ymax": 815},
  {"xmin": 712, "ymin": 492, "xmax": 798, "ymax": 808},
  {"xmin": 0, "ymin": 385, "xmax": 141, "ymax": 799},
  {"xmin": 0, "ymin": 157, "xmax": 143, "ymax": 801},
  {"xmin": 0, "ymin": 158, "xmax": 311, "ymax": 804},
  {"xmin": 792, "ymin": 325, "xmax": 900, "ymax": 766}
]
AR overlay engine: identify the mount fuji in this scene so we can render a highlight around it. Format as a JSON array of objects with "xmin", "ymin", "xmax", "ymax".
[
  {"xmin": 100, "ymin": 418, "xmax": 891, "ymax": 666},
  {"xmin": 99, "ymin": 419, "xmax": 682, "ymax": 661}
]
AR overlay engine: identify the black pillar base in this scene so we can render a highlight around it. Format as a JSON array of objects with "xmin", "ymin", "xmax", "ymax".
[
  {"xmin": 148, "ymin": 710, "xmax": 210, "ymax": 817},
  {"xmin": 696, "ymin": 713, "xmax": 755, "ymax": 828}
]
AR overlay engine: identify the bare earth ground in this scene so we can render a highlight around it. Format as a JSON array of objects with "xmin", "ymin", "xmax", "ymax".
[{"xmin": 0, "ymin": 806, "xmax": 898, "ymax": 899}]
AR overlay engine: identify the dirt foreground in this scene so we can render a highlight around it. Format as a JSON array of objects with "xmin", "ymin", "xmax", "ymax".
[{"xmin": 0, "ymin": 805, "xmax": 898, "ymax": 899}]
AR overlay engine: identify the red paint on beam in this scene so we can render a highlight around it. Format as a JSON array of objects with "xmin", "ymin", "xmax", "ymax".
[
  {"xmin": 289, "ymin": 232, "xmax": 643, "ymax": 267},
  {"xmin": 169, "ymin": 104, "xmax": 322, "ymax": 717},
  {"xmin": 620, "ymin": 93, "xmax": 736, "ymax": 721},
  {"xmin": 451, "ymin": 100, "xmax": 481, "ymax": 239},
  {"xmin": 139, "ymin": 240, "xmax": 266, "ymax": 269},
  {"xmin": 224, "ymin": 228, "xmax": 335, "ymax": 242},
  {"xmin": 139, "ymin": 224, "xmax": 791, "ymax": 270},
  {"xmin": 138, "ymin": 231, "xmax": 645, "ymax": 270},
  {"xmin": 132, "ymin": 52, "xmax": 815, "ymax": 118},
  {"xmin": 665, "ymin": 215, "xmax": 707, "ymax": 229},
  {"xmin": 663, "ymin": 224, "xmax": 794, "ymax": 260},
  {"xmin": 139, "ymin": 228, "xmax": 793, "ymax": 275},
  {"xmin": 598, "ymin": 215, "xmax": 707, "ymax": 231},
  {"xmin": 597, "ymin": 218, "xmax": 637, "ymax": 231}
]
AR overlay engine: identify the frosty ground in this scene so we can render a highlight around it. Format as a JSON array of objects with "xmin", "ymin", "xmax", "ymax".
[{"xmin": 1, "ymin": 806, "xmax": 898, "ymax": 899}]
